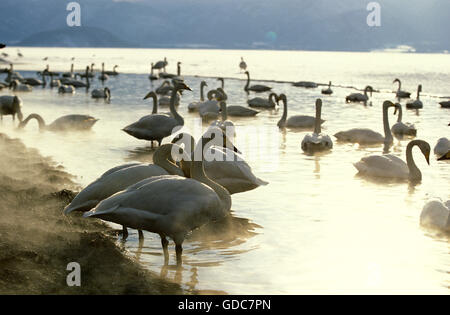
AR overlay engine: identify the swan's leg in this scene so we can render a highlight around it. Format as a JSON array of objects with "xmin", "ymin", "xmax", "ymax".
[
  {"xmin": 175, "ymin": 243, "xmax": 183, "ymax": 266},
  {"xmin": 122, "ymin": 225, "xmax": 128, "ymax": 240},
  {"xmin": 138, "ymin": 230, "xmax": 144, "ymax": 241},
  {"xmin": 160, "ymin": 234, "xmax": 169, "ymax": 264}
]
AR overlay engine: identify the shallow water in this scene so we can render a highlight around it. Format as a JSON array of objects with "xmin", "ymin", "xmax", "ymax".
[{"xmin": 1, "ymin": 47, "xmax": 449, "ymax": 294}]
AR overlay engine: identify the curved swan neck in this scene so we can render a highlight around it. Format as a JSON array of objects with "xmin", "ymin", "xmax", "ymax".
[
  {"xmin": 269, "ymin": 93, "xmax": 277, "ymax": 105},
  {"xmin": 382, "ymin": 102, "xmax": 393, "ymax": 144},
  {"xmin": 277, "ymin": 95, "xmax": 287, "ymax": 128},
  {"xmin": 153, "ymin": 144, "xmax": 185, "ymax": 176},
  {"xmin": 169, "ymin": 87, "xmax": 183, "ymax": 125},
  {"xmin": 200, "ymin": 82, "xmax": 206, "ymax": 101},
  {"xmin": 406, "ymin": 141, "xmax": 422, "ymax": 181},
  {"xmin": 244, "ymin": 72, "xmax": 250, "ymax": 90},
  {"xmin": 19, "ymin": 114, "xmax": 46, "ymax": 130},
  {"xmin": 417, "ymin": 85, "xmax": 421, "ymax": 99},
  {"xmin": 191, "ymin": 136, "xmax": 231, "ymax": 211},
  {"xmin": 314, "ymin": 99, "xmax": 322, "ymax": 134}
]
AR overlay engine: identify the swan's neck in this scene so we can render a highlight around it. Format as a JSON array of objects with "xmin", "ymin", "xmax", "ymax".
[
  {"xmin": 416, "ymin": 86, "xmax": 420, "ymax": 100},
  {"xmin": 85, "ymin": 69, "xmax": 90, "ymax": 88},
  {"xmin": 153, "ymin": 144, "xmax": 185, "ymax": 176},
  {"xmin": 200, "ymin": 83, "xmax": 205, "ymax": 101},
  {"xmin": 19, "ymin": 114, "xmax": 46, "ymax": 130},
  {"xmin": 177, "ymin": 63, "xmax": 181, "ymax": 76},
  {"xmin": 406, "ymin": 141, "xmax": 422, "ymax": 181},
  {"xmin": 277, "ymin": 99, "xmax": 287, "ymax": 128},
  {"xmin": 70, "ymin": 64, "xmax": 73, "ymax": 74},
  {"xmin": 314, "ymin": 102, "xmax": 321, "ymax": 134},
  {"xmin": 169, "ymin": 88, "xmax": 183, "ymax": 125},
  {"xmin": 397, "ymin": 80, "xmax": 401, "ymax": 91},
  {"xmin": 220, "ymin": 102, "xmax": 227, "ymax": 121},
  {"xmin": 397, "ymin": 105, "xmax": 403, "ymax": 123},
  {"xmin": 245, "ymin": 72, "xmax": 250, "ymax": 90},
  {"xmin": 151, "ymin": 95, "xmax": 158, "ymax": 114},
  {"xmin": 382, "ymin": 105, "xmax": 393, "ymax": 144},
  {"xmin": 191, "ymin": 139, "xmax": 231, "ymax": 211}
]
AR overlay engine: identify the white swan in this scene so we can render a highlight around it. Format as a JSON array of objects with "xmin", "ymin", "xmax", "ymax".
[
  {"xmin": 301, "ymin": 99, "xmax": 333, "ymax": 153},
  {"xmin": 9, "ymin": 79, "xmax": 32, "ymax": 92},
  {"xmin": 239, "ymin": 57, "xmax": 247, "ymax": 71},
  {"xmin": 248, "ymin": 92, "xmax": 278, "ymax": 109},
  {"xmin": 0, "ymin": 95, "xmax": 23, "ymax": 122},
  {"xmin": 148, "ymin": 63, "xmax": 158, "ymax": 81},
  {"xmin": 122, "ymin": 81, "xmax": 191, "ymax": 146},
  {"xmin": 104, "ymin": 65, "xmax": 119, "ymax": 76},
  {"xmin": 18, "ymin": 113, "xmax": 98, "ymax": 132},
  {"xmin": 172, "ymin": 131, "xmax": 268, "ymax": 195},
  {"xmin": 391, "ymin": 103, "xmax": 417, "ymax": 138},
  {"xmin": 434, "ymin": 137, "xmax": 450, "ymax": 157},
  {"xmin": 354, "ymin": 139, "xmax": 430, "ymax": 181},
  {"xmin": 334, "ymin": 100, "xmax": 396, "ymax": 145},
  {"xmin": 346, "ymin": 86, "xmax": 373, "ymax": 104},
  {"xmin": 83, "ymin": 131, "xmax": 231, "ymax": 264},
  {"xmin": 91, "ymin": 87, "xmax": 110, "ymax": 100},
  {"xmin": 188, "ymin": 81, "xmax": 208, "ymax": 112},
  {"xmin": 277, "ymin": 94, "xmax": 325, "ymax": 129},
  {"xmin": 66, "ymin": 67, "xmax": 90, "ymax": 88},
  {"xmin": 217, "ymin": 77, "xmax": 225, "ymax": 89},
  {"xmin": 98, "ymin": 63, "xmax": 109, "ymax": 81},
  {"xmin": 420, "ymin": 200, "xmax": 450, "ymax": 232},
  {"xmin": 244, "ymin": 71, "xmax": 271, "ymax": 93},
  {"xmin": 62, "ymin": 63, "xmax": 74, "ymax": 78},
  {"xmin": 292, "ymin": 81, "xmax": 318, "ymax": 88},
  {"xmin": 198, "ymin": 89, "xmax": 222, "ymax": 121},
  {"xmin": 406, "ymin": 84, "xmax": 423, "ymax": 109},
  {"xmin": 393, "ymin": 78, "xmax": 411, "ymax": 99},
  {"xmin": 210, "ymin": 101, "xmax": 236, "ymax": 138},
  {"xmin": 321, "ymin": 81, "xmax": 333, "ymax": 95},
  {"xmin": 58, "ymin": 84, "xmax": 75, "ymax": 94}
]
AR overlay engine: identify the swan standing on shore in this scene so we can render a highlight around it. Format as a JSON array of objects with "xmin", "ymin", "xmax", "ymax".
[
  {"xmin": 122, "ymin": 81, "xmax": 191, "ymax": 146},
  {"xmin": 346, "ymin": 86, "xmax": 373, "ymax": 104},
  {"xmin": 301, "ymin": 99, "xmax": 333, "ymax": 153},
  {"xmin": 244, "ymin": 71, "xmax": 271, "ymax": 93},
  {"xmin": 406, "ymin": 85, "xmax": 423, "ymax": 109},
  {"xmin": 239, "ymin": 57, "xmax": 247, "ymax": 72},
  {"xmin": 277, "ymin": 94, "xmax": 325, "ymax": 129},
  {"xmin": 354, "ymin": 139, "xmax": 430, "ymax": 181},
  {"xmin": 64, "ymin": 143, "xmax": 186, "ymax": 239},
  {"xmin": 18, "ymin": 114, "xmax": 98, "ymax": 132},
  {"xmin": 91, "ymin": 87, "xmax": 111, "ymax": 101},
  {"xmin": 153, "ymin": 58, "xmax": 168, "ymax": 72},
  {"xmin": 393, "ymin": 78, "xmax": 411, "ymax": 99},
  {"xmin": 248, "ymin": 92, "xmax": 278, "ymax": 109},
  {"xmin": 420, "ymin": 200, "xmax": 450, "ymax": 232},
  {"xmin": 391, "ymin": 103, "xmax": 417, "ymax": 138},
  {"xmin": 0, "ymin": 95, "xmax": 23, "ymax": 123},
  {"xmin": 334, "ymin": 100, "xmax": 396, "ymax": 145},
  {"xmin": 84, "ymin": 131, "xmax": 232, "ymax": 265}
]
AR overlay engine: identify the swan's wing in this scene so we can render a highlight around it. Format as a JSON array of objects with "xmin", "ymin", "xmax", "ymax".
[
  {"xmin": 354, "ymin": 154, "xmax": 408, "ymax": 178},
  {"xmin": 123, "ymin": 114, "xmax": 180, "ymax": 140},
  {"xmin": 84, "ymin": 176, "xmax": 226, "ymax": 236},
  {"xmin": 198, "ymin": 100, "xmax": 220, "ymax": 115},
  {"xmin": 334, "ymin": 128, "xmax": 384, "ymax": 144},
  {"xmin": 64, "ymin": 164, "xmax": 168, "ymax": 214},
  {"xmin": 286, "ymin": 115, "xmax": 316, "ymax": 128},
  {"xmin": 420, "ymin": 200, "xmax": 450, "ymax": 231},
  {"xmin": 227, "ymin": 106, "xmax": 258, "ymax": 116}
]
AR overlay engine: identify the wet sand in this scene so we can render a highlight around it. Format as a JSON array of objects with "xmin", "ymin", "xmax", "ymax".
[{"xmin": 0, "ymin": 133, "xmax": 183, "ymax": 294}]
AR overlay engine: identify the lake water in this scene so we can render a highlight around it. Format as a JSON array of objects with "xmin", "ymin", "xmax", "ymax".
[{"xmin": 1, "ymin": 47, "xmax": 449, "ymax": 294}]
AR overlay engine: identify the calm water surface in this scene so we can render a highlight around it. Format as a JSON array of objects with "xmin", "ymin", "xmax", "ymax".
[{"xmin": 1, "ymin": 47, "xmax": 449, "ymax": 294}]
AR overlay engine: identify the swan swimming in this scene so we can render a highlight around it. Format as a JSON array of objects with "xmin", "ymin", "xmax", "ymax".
[
  {"xmin": 244, "ymin": 71, "xmax": 271, "ymax": 93},
  {"xmin": 346, "ymin": 86, "xmax": 373, "ymax": 104},
  {"xmin": 277, "ymin": 94, "xmax": 325, "ymax": 129},
  {"xmin": 248, "ymin": 93, "xmax": 278, "ymax": 109},
  {"xmin": 18, "ymin": 114, "xmax": 98, "ymax": 132},
  {"xmin": 91, "ymin": 87, "xmax": 111, "ymax": 101},
  {"xmin": 83, "ymin": 130, "xmax": 232, "ymax": 265},
  {"xmin": 301, "ymin": 99, "xmax": 333, "ymax": 153},
  {"xmin": 188, "ymin": 81, "xmax": 208, "ymax": 112},
  {"xmin": 406, "ymin": 84, "xmax": 423, "ymax": 109},
  {"xmin": 420, "ymin": 200, "xmax": 450, "ymax": 232},
  {"xmin": 393, "ymin": 78, "xmax": 411, "ymax": 99},
  {"xmin": 391, "ymin": 103, "xmax": 417, "ymax": 138},
  {"xmin": 354, "ymin": 139, "xmax": 430, "ymax": 181},
  {"xmin": 321, "ymin": 81, "xmax": 333, "ymax": 95}
]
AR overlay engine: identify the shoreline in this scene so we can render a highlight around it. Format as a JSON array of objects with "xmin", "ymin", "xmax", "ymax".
[{"xmin": 0, "ymin": 133, "xmax": 184, "ymax": 294}]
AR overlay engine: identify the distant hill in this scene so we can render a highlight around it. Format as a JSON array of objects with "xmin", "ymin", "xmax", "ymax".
[
  {"xmin": 0, "ymin": 0, "xmax": 449, "ymax": 52},
  {"xmin": 17, "ymin": 27, "xmax": 131, "ymax": 47}
]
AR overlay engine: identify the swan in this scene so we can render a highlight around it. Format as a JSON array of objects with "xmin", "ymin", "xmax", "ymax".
[
  {"xmin": 244, "ymin": 71, "xmax": 271, "ymax": 93},
  {"xmin": 188, "ymin": 81, "xmax": 208, "ymax": 112},
  {"xmin": 210, "ymin": 101, "xmax": 236, "ymax": 138},
  {"xmin": 334, "ymin": 100, "xmax": 396, "ymax": 145},
  {"xmin": 406, "ymin": 84, "xmax": 423, "ymax": 109},
  {"xmin": 434, "ymin": 137, "xmax": 450, "ymax": 156},
  {"xmin": 354, "ymin": 139, "xmax": 430, "ymax": 181},
  {"xmin": 217, "ymin": 77, "xmax": 225, "ymax": 89},
  {"xmin": 277, "ymin": 94, "xmax": 325, "ymax": 129},
  {"xmin": 83, "ymin": 130, "xmax": 231, "ymax": 264},
  {"xmin": 78, "ymin": 63, "xmax": 95, "ymax": 78},
  {"xmin": 58, "ymin": 84, "xmax": 75, "ymax": 94},
  {"xmin": 122, "ymin": 81, "xmax": 191, "ymax": 146},
  {"xmin": 67, "ymin": 66, "xmax": 90, "ymax": 88},
  {"xmin": 62, "ymin": 64, "xmax": 74, "ymax": 78},
  {"xmin": 148, "ymin": 63, "xmax": 158, "ymax": 81},
  {"xmin": 198, "ymin": 89, "xmax": 222, "ymax": 121},
  {"xmin": 91, "ymin": 87, "xmax": 111, "ymax": 100},
  {"xmin": 0, "ymin": 95, "xmax": 23, "ymax": 122},
  {"xmin": 172, "ymin": 131, "xmax": 268, "ymax": 195},
  {"xmin": 22, "ymin": 73, "xmax": 44, "ymax": 86},
  {"xmin": 227, "ymin": 105, "xmax": 259, "ymax": 117},
  {"xmin": 393, "ymin": 78, "xmax": 411, "ymax": 99},
  {"xmin": 292, "ymin": 81, "xmax": 318, "ymax": 88},
  {"xmin": 248, "ymin": 92, "xmax": 278, "ymax": 108},
  {"xmin": 321, "ymin": 81, "xmax": 333, "ymax": 95},
  {"xmin": 391, "ymin": 103, "xmax": 417, "ymax": 138},
  {"xmin": 104, "ymin": 65, "xmax": 119, "ymax": 76},
  {"xmin": 439, "ymin": 100, "xmax": 450, "ymax": 108},
  {"xmin": 152, "ymin": 57, "xmax": 168, "ymax": 72},
  {"xmin": 239, "ymin": 57, "xmax": 247, "ymax": 71},
  {"xmin": 420, "ymin": 200, "xmax": 450, "ymax": 232},
  {"xmin": 346, "ymin": 86, "xmax": 373, "ymax": 104},
  {"xmin": 18, "ymin": 113, "xmax": 98, "ymax": 132},
  {"xmin": 301, "ymin": 99, "xmax": 333, "ymax": 153},
  {"xmin": 9, "ymin": 80, "xmax": 32, "ymax": 92},
  {"xmin": 98, "ymin": 63, "xmax": 109, "ymax": 81},
  {"xmin": 159, "ymin": 61, "xmax": 181, "ymax": 79}
]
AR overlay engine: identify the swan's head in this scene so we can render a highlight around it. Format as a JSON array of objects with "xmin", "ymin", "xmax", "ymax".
[
  {"xmin": 174, "ymin": 81, "xmax": 192, "ymax": 92},
  {"xmin": 365, "ymin": 86, "xmax": 373, "ymax": 96},
  {"xmin": 393, "ymin": 78, "xmax": 400, "ymax": 84},
  {"xmin": 382, "ymin": 100, "xmax": 395, "ymax": 110},
  {"xmin": 143, "ymin": 91, "xmax": 157, "ymax": 100},
  {"xmin": 393, "ymin": 103, "xmax": 401, "ymax": 115},
  {"xmin": 278, "ymin": 93, "xmax": 287, "ymax": 105},
  {"xmin": 416, "ymin": 140, "xmax": 431, "ymax": 165}
]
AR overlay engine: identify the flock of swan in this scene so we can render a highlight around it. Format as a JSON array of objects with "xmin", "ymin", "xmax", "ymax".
[{"xmin": 0, "ymin": 51, "xmax": 449, "ymax": 265}]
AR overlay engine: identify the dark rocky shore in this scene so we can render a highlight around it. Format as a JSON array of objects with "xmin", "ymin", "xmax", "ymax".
[{"xmin": 0, "ymin": 133, "xmax": 183, "ymax": 294}]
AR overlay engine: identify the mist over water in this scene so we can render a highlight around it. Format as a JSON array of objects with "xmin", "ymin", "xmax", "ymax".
[{"xmin": 1, "ymin": 47, "xmax": 449, "ymax": 294}]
